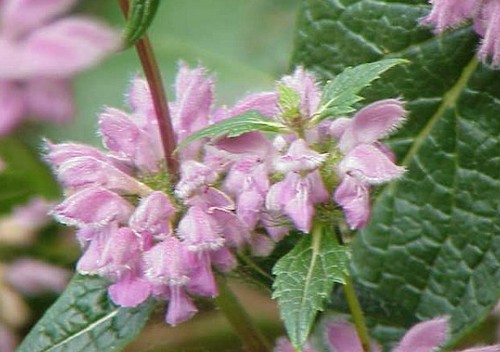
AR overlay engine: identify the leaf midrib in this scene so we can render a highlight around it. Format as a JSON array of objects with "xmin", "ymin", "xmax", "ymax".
[{"xmin": 45, "ymin": 310, "xmax": 120, "ymax": 352}]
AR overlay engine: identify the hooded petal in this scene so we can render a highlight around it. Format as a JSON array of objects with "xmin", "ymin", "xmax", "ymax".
[
  {"xmin": 165, "ymin": 286, "xmax": 198, "ymax": 326},
  {"xmin": 175, "ymin": 160, "xmax": 218, "ymax": 199},
  {"xmin": 108, "ymin": 274, "xmax": 152, "ymax": 307},
  {"xmin": 338, "ymin": 99, "xmax": 406, "ymax": 153},
  {"xmin": 21, "ymin": 17, "xmax": 120, "ymax": 77},
  {"xmin": 129, "ymin": 191, "xmax": 175, "ymax": 236},
  {"xmin": 99, "ymin": 107, "xmax": 161, "ymax": 172},
  {"xmin": 44, "ymin": 140, "xmax": 111, "ymax": 169},
  {"xmin": 177, "ymin": 206, "xmax": 224, "ymax": 251},
  {"xmin": 0, "ymin": 0, "xmax": 77, "ymax": 38},
  {"xmin": 186, "ymin": 251, "xmax": 217, "ymax": 297},
  {"xmin": 276, "ymin": 139, "xmax": 327, "ymax": 173},
  {"xmin": 393, "ymin": 317, "xmax": 448, "ymax": 352},
  {"xmin": 223, "ymin": 91, "xmax": 278, "ymax": 121},
  {"xmin": 25, "ymin": 78, "xmax": 74, "ymax": 123},
  {"xmin": 0, "ymin": 81, "xmax": 25, "ymax": 136},
  {"xmin": 52, "ymin": 187, "xmax": 134, "ymax": 227},
  {"xmin": 171, "ymin": 62, "xmax": 214, "ymax": 140},
  {"xmin": 215, "ymin": 131, "xmax": 273, "ymax": 157},
  {"xmin": 334, "ymin": 175, "xmax": 371, "ymax": 230},
  {"xmin": 326, "ymin": 320, "xmax": 380, "ymax": 352},
  {"xmin": 282, "ymin": 173, "xmax": 315, "ymax": 233},
  {"xmin": 57, "ymin": 155, "xmax": 150, "ymax": 194},
  {"xmin": 339, "ymin": 144, "xmax": 405, "ymax": 184},
  {"xmin": 143, "ymin": 236, "xmax": 192, "ymax": 286}
]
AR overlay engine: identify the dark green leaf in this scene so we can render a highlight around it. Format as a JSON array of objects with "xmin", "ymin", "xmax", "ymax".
[
  {"xmin": 18, "ymin": 274, "xmax": 154, "ymax": 352},
  {"xmin": 317, "ymin": 59, "xmax": 407, "ymax": 120},
  {"xmin": 293, "ymin": 0, "xmax": 499, "ymax": 347},
  {"xmin": 176, "ymin": 111, "xmax": 287, "ymax": 151},
  {"xmin": 272, "ymin": 226, "xmax": 350, "ymax": 348},
  {"xmin": 122, "ymin": 0, "xmax": 160, "ymax": 47}
]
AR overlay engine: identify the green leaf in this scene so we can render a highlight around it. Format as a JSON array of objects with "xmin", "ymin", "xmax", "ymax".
[
  {"xmin": 293, "ymin": 0, "xmax": 500, "ymax": 347},
  {"xmin": 0, "ymin": 138, "xmax": 59, "ymax": 214},
  {"xmin": 317, "ymin": 59, "xmax": 407, "ymax": 120},
  {"xmin": 18, "ymin": 274, "xmax": 154, "ymax": 352},
  {"xmin": 272, "ymin": 225, "xmax": 350, "ymax": 348},
  {"xmin": 277, "ymin": 83, "xmax": 301, "ymax": 120},
  {"xmin": 122, "ymin": 0, "xmax": 160, "ymax": 47},
  {"xmin": 176, "ymin": 111, "xmax": 287, "ymax": 151}
]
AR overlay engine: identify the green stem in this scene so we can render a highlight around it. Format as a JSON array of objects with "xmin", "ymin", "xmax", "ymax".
[
  {"xmin": 214, "ymin": 275, "xmax": 271, "ymax": 352},
  {"xmin": 343, "ymin": 276, "xmax": 372, "ymax": 352},
  {"xmin": 118, "ymin": 0, "xmax": 179, "ymax": 176}
]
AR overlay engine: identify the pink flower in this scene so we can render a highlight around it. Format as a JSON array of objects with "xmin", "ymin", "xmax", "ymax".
[
  {"xmin": 422, "ymin": 0, "xmax": 500, "ymax": 66},
  {"xmin": 323, "ymin": 317, "xmax": 500, "ymax": 352},
  {"xmin": 332, "ymin": 99, "xmax": 406, "ymax": 229},
  {"xmin": 0, "ymin": 0, "xmax": 120, "ymax": 135}
]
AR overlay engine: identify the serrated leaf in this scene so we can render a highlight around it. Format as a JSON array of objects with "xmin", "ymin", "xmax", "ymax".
[
  {"xmin": 176, "ymin": 111, "xmax": 287, "ymax": 151},
  {"xmin": 293, "ymin": 0, "xmax": 500, "ymax": 347},
  {"xmin": 272, "ymin": 225, "xmax": 350, "ymax": 348},
  {"xmin": 277, "ymin": 83, "xmax": 301, "ymax": 120},
  {"xmin": 317, "ymin": 58, "xmax": 406, "ymax": 120},
  {"xmin": 122, "ymin": 0, "xmax": 160, "ymax": 47},
  {"xmin": 18, "ymin": 274, "xmax": 154, "ymax": 352}
]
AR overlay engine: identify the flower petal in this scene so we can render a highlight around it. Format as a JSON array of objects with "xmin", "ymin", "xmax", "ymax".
[
  {"xmin": 334, "ymin": 175, "xmax": 371, "ymax": 230},
  {"xmin": 22, "ymin": 17, "xmax": 120, "ymax": 77},
  {"xmin": 25, "ymin": 78, "xmax": 74, "ymax": 123},
  {"xmin": 339, "ymin": 144, "xmax": 405, "ymax": 184},
  {"xmin": 338, "ymin": 99, "xmax": 406, "ymax": 153},
  {"xmin": 52, "ymin": 187, "xmax": 134, "ymax": 227},
  {"xmin": 0, "ymin": 0, "xmax": 77, "ymax": 38},
  {"xmin": 393, "ymin": 317, "xmax": 448, "ymax": 352}
]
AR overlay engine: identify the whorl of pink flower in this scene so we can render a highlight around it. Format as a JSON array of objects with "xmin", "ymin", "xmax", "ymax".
[
  {"xmin": 422, "ymin": 0, "xmax": 500, "ymax": 66},
  {"xmin": 0, "ymin": 0, "xmax": 121, "ymax": 136},
  {"xmin": 275, "ymin": 316, "xmax": 500, "ymax": 352},
  {"xmin": 46, "ymin": 64, "xmax": 280, "ymax": 326}
]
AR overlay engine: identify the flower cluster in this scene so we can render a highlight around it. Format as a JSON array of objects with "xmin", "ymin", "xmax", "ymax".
[
  {"xmin": 0, "ymin": 0, "xmax": 120, "ymax": 136},
  {"xmin": 46, "ymin": 64, "xmax": 405, "ymax": 325},
  {"xmin": 274, "ymin": 316, "xmax": 500, "ymax": 352},
  {"xmin": 421, "ymin": 0, "xmax": 500, "ymax": 66}
]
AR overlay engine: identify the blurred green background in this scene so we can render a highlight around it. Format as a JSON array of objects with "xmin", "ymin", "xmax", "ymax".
[{"xmin": 40, "ymin": 0, "xmax": 299, "ymax": 145}]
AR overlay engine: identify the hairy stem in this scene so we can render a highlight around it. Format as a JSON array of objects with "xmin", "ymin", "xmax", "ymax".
[
  {"xmin": 343, "ymin": 276, "xmax": 372, "ymax": 352},
  {"xmin": 215, "ymin": 275, "xmax": 271, "ymax": 352},
  {"xmin": 118, "ymin": 0, "xmax": 178, "ymax": 176}
]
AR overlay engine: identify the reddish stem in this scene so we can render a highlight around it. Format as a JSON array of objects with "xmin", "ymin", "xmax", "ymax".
[{"xmin": 119, "ymin": 0, "xmax": 178, "ymax": 176}]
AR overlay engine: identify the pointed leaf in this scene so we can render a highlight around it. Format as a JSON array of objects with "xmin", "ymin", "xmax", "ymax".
[
  {"xmin": 122, "ymin": 0, "xmax": 160, "ymax": 47},
  {"xmin": 18, "ymin": 274, "xmax": 154, "ymax": 352},
  {"xmin": 317, "ymin": 58, "xmax": 407, "ymax": 120},
  {"xmin": 176, "ymin": 111, "xmax": 286, "ymax": 151},
  {"xmin": 272, "ymin": 226, "xmax": 350, "ymax": 348}
]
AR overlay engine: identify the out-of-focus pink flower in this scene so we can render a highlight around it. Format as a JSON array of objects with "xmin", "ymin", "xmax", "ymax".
[
  {"xmin": 4, "ymin": 258, "xmax": 70, "ymax": 295},
  {"xmin": 0, "ymin": 0, "xmax": 121, "ymax": 136},
  {"xmin": 321, "ymin": 317, "xmax": 500, "ymax": 352},
  {"xmin": 0, "ymin": 197, "xmax": 53, "ymax": 246},
  {"xmin": 422, "ymin": 0, "xmax": 500, "ymax": 66}
]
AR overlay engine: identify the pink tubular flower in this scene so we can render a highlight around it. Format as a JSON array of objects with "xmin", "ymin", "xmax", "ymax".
[
  {"xmin": 422, "ymin": 0, "xmax": 500, "ymax": 66},
  {"xmin": 0, "ymin": 0, "xmax": 121, "ymax": 136},
  {"xmin": 331, "ymin": 99, "xmax": 406, "ymax": 229},
  {"xmin": 46, "ymin": 64, "xmax": 279, "ymax": 326},
  {"xmin": 275, "ymin": 316, "xmax": 500, "ymax": 352},
  {"xmin": 324, "ymin": 317, "xmax": 500, "ymax": 352}
]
